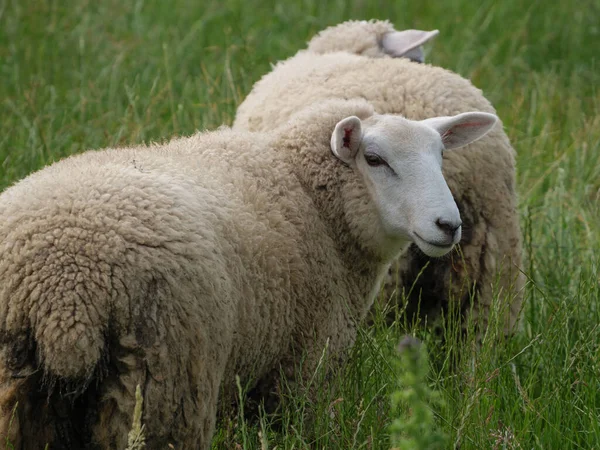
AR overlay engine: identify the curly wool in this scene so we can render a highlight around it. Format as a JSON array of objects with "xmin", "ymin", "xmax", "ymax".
[
  {"xmin": 306, "ymin": 19, "xmax": 398, "ymax": 57},
  {"xmin": 0, "ymin": 100, "xmax": 414, "ymax": 449},
  {"xmin": 234, "ymin": 22, "xmax": 524, "ymax": 336}
]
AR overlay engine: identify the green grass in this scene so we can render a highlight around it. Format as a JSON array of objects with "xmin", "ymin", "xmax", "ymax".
[{"xmin": 1, "ymin": 0, "xmax": 599, "ymax": 448}]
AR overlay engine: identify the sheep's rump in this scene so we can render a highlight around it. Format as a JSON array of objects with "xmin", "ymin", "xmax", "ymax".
[
  {"xmin": 0, "ymin": 132, "xmax": 313, "ymax": 448},
  {"xmin": 0, "ymin": 146, "xmax": 238, "ymax": 448},
  {"xmin": 235, "ymin": 53, "xmax": 524, "ymax": 335}
]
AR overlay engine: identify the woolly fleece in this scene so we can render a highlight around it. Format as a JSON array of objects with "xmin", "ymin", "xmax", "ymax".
[
  {"xmin": 234, "ymin": 22, "xmax": 524, "ymax": 335},
  {"xmin": 307, "ymin": 19, "xmax": 400, "ymax": 57},
  {"xmin": 0, "ymin": 100, "xmax": 423, "ymax": 449}
]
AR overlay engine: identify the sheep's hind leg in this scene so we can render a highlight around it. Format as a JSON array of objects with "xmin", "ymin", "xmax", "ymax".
[
  {"xmin": 90, "ymin": 334, "xmax": 223, "ymax": 450},
  {"xmin": 0, "ymin": 356, "xmax": 103, "ymax": 450}
]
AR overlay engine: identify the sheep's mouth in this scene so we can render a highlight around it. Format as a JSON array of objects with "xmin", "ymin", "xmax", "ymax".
[
  {"xmin": 412, "ymin": 232, "xmax": 455, "ymax": 258},
  {"xmin": 413, "ymin": 233, "xmax": 454, "ymax": 249}
]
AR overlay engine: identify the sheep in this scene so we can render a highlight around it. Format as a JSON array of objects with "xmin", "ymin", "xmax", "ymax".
[
  {"xmin": 0, "ymin": 99, "xmax": 497, "ymax": 449},
  {"xmin": 305, "ymin": 19, "xmax": 439, "ymax": 62},
  {"xmin": 233, "ymin": 20, "xmax": 525, "ymax": 337}
]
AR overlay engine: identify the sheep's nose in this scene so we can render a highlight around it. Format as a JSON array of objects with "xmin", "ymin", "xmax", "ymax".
[{"xmin": 435, "ymin": 218, "xmax": 462, "ymax": 240}]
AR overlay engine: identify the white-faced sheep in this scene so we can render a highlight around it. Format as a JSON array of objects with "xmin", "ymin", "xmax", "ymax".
[
  {"xmin": 0, "ymin": 99, "xmax": 497, "ymax": 449},
  {"xmin": 305, "ymin": 19, "xmax": 439, "ymax": 62},
  {"xmin": 234, "ymin": 20, "xmax": 525, "ymax": 337}
]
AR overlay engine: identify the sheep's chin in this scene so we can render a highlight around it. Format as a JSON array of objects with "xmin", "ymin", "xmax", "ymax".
[{"xmin": 412, "ymin": 234, "xmax": 455, "ymax": 258}]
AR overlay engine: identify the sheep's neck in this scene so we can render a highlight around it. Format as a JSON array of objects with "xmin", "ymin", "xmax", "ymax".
[
  {"xmin": 339, "ymin": 237, "xmax": 391, "ymax": 313},
  {"xmin": 289, "ymin": 157, "xmax": 390, "ymax": 315}
]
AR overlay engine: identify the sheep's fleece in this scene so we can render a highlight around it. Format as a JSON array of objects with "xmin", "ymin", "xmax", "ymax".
[
  {"xmin": 234, "ymin": 20, "xmax": 525, "ymax": 335},
  {"xmin": 0, "ymin": 99, "xmax": 486, "ymax": 448}
]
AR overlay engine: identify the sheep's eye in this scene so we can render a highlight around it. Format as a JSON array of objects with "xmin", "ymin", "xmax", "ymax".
[{"xmin": 364, "ymin": 153, "xmax": 387, "ymax": 167}]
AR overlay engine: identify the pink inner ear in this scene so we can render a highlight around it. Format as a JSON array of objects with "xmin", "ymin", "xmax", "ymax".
[
  {"xmin": 441, "ymin": 129, "xmax": 453, "ymax": 142},
  {"xmin": 343, "ymin": 128, "xmax": 353, "ymax": 148}
]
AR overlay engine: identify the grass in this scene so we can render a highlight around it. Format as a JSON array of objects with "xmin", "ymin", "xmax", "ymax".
[{"xmin": 1, "ymin": 0, "xmax": 599, "ymax": 448}]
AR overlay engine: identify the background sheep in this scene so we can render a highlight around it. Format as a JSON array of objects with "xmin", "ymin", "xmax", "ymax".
[
  {"xmin": 0, "ymin": 99, "xmax": 496, "ymax": 449},
  {"xmin": 306, "ymin": 19, "xmax": 439, "ymax": 62},
  {"xmin": 234, "ymin": 20, "xmax": 525, "ymax": 337}
]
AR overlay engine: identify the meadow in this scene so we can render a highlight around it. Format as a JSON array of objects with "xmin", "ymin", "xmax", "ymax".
[{"xmin": 1, "ymin": 0, "xmax": 599, "ymax": 448}]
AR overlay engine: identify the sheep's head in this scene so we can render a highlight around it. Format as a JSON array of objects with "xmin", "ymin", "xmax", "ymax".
[
  {"xmin": 331, "ymin": 111, "xmax": 497, "ymax": 258},
  {"xmin": 307, "ymin": 19, "xmax": 439, "ymax": 63}
]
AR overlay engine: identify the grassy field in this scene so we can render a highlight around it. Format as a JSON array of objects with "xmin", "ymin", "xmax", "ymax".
[{"xmin": 1, "ymin": 0, "xmax": 599, "ymax": 448}]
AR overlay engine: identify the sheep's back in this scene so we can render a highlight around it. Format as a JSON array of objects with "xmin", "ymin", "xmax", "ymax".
[{"xmin": 0, "ymin": 130, "xmax": 324, "ymax": 386}]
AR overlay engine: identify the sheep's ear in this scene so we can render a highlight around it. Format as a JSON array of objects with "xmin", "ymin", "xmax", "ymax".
[
  {"xmin": 381, "ymin": 29, "xmax": 439, "ymax": 62},
  {"xmin": 331, "ymin": 116, "xmax": 362, "ymax": 164},
  {"xmin": 422, "ymin": 112, "xmax": 498, "ymax": 150}
]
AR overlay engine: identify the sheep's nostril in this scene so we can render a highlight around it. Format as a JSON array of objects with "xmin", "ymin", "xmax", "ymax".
[{"xmin": 435, "ymin": 218, "xmax": 462, "ymax": 239}]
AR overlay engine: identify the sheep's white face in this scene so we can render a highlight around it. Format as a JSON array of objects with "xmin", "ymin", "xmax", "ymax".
[{"xmin": 331, "ymin": 111, "xmax": 497, "ymax": 258}]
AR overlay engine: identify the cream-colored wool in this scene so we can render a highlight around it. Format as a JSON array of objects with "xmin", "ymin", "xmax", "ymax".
[
  {"xmin": 307, "ymin": 19, "xmax": 398, "ymax": 56},
  {"xmin": 234, "ymin": 21, "xmax": 524, "ymax": 336},
  {"xmin": 0, "ymin": 99, "xmax": 490, "ymax": 449},
  {"xmin": 307, "ymin": 19, "xmax": 438, "ymax": 62}
]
